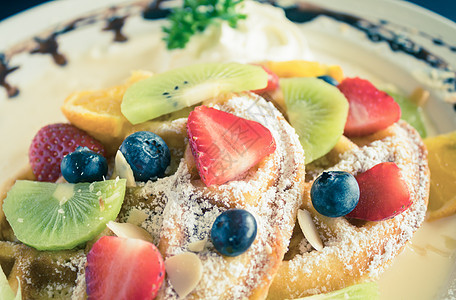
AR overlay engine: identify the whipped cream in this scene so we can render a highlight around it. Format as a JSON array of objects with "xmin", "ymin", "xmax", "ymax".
[{"xmin": 167, "ymin": 1, "xmax": 313, "ymax": 68}]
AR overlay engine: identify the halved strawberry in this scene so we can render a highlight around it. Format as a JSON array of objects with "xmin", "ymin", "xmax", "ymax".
[
  {"xmin": 29, "ymin": 123, "xmax": 105, "ymax": 182},
  {"xmin": 251, "ymin": 65, "xmax": 279, "ymax": 94},
  {"xmin": 85, "ymin": 236, "xmax": 164, "ymax": 300},
  {"xmin": 187, "ymin": 105, "xmax": 276, "ymax": 186},
  {"xmin": 346, "ymin": 162, "xmax": 411, "ymax": 221},
  {"xmin": 338, "ymin": 77, "xmax": 401, "ymax": 137}
]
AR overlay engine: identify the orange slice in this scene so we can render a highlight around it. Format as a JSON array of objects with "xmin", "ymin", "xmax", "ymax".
[
  {"xmin": 61, "ymin": 71, "xmax": 152, "ymax": 154},
  {"xmin": 424, "ymin": 131, "xmax": 456, "ymax": 221},
  {"xmin": 260, "ymin": 60, "xmax": 344, "ymax": 82}
]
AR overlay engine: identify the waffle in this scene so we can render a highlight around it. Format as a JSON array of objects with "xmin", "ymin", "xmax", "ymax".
[
  {"xmin": 0, "ymin": 92, "xmax": 429, "ymax": 299},
  {"xmin": 0, "ymin": 241, "xmax": 86, "ymax": 299},
  {"xmin": 268, "ymin": 121, "xmax": 429, "ymax": 298},
  {"xmin": 0, "ymin": 92, "xmax": 307, "ymax": 299},
  {"xmin": 153, "ymin": 94, "xmax": 306, "ymax": 299},
  {"xmin": 118, "ymin": 93, "xmax": 306, "ymax": 299}
]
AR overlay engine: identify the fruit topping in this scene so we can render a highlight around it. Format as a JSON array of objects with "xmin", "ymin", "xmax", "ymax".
[
  {"xmin": 385, "ymin": 90, "xmax": 427, "ymax": 137},
  {"xmin": 280, "ymin": 77, "xmax": 348, "ymax": 163},
  {"xmin": 2, "ymin": 179, "xmax": 126, "ymax": 250},
  {"xmin": 424, "ymin": 131, "xmax": 456, "ymax": 220},
  {"xmin": 317, "ymin": 75, "xmax": 338, "ymax": 86},
  {"xmin": 86, "ymin": 236, "xmax": 164, "ymax": 300},
  {"xmin": 61, "ymin": 71, "xmax": 152, "ymax": 143},
  {"xmin": 165, "ymin": 252, "xmax": 203, "ymax": 298},
  {"xmin": 297, "ymin": 209, "xmax": 324, "ymax": 251},
  {"xmin": 121, "ymin": 63, "xmax": 268, "ymax": 124},
  {"xmin": 187, "ymin": 105, "xmax": 276, "ymax": 186},
  {"xmin": 29, "ymin": 123, "xmax": 105, "ymax": 182},
  {"xmin": 337, "ymin": 77, "xmax": 401, "ymax": 137},
  {"xmin": 311, "ymin": 171, "xmax": 360, "ymax": 218},
  {"xmin": 347, "ymin": 162, "xmax": 411, "ymax": 221},
  {"xmin": 210, "ymin": 209, "xmax": 257, "ymax": 257},
  {"xmin": 60, "ymin": 147, "xmax": 108, "ymax": 183},
  {"xmin": 251, "ymin": 65, "xmax": 279, "ymax": 94},
  {"xmin": 260, "ymin": 60, "xmax": 344, "ymax": 82},
  {"xmin": 119, "ymin": 131, "xmax": 171, "ymax": 182}
]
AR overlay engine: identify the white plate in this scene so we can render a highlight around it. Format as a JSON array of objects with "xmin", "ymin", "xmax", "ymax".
[{"xmin": 1, "ymin": 0, "xmax": 456, "ymax": 299}]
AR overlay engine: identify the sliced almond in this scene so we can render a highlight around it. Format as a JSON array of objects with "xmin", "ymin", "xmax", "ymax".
[
  {"xmin": 55, "ymin": 176, "xmax": 67, "ymax": 183},
  {"xmin": 165, "ymin": 252, "xmax": 203, "ymax": 298},
  {"xmin": 106, "ymin": 221, "xmax": 152, "ymax": 243},
  {"xmin": 112, "ymin": 150, "xmax": 136, "ymax": 187},
  {"xmin": 188, "ymin": 238, "xmax": 207, "ymax": 252},
  {"xmin": 297, "ymin": 209, "xmax": 324, "ymax": 251},
  {"xmin": 126, "ymin": 208, "xmax": 148, "ymax": 226}
]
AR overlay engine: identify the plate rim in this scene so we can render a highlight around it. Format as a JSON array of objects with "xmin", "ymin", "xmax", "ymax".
[
  {"xmin": 2, "ymin": 0, "xmax": 456, "ymax": 49},
  {"xmin": 0, "ymin": 1, "xmax": 455, "ymax": 299}
]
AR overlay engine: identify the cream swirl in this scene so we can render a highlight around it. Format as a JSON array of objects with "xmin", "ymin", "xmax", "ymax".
[{"xmin": 166, "ymin": 1, "xmax": 313, "ymax": 68}]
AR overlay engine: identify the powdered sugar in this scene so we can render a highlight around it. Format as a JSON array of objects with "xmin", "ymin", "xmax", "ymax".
[
  {"xmin": 127, "ymin": 93, "xmax": 305, "ymax": 299},
  {"xmin": 22, "ymin": 96, "xmax": 428, "ymax": 299},
  {"xmin": 275, "ymin": 121, "xmax": 429, "ymax": 298}
]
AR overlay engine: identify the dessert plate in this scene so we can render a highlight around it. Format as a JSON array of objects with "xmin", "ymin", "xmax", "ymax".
[{"xmin": 0, "ymin": 0, "xmax": 455, "ymax": 299}]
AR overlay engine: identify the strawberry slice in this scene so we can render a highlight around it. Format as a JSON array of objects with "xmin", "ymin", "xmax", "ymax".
[
  {"xmin": 85, "ymin": 236, "xmax": 164, "ymax": 300},
  {"xmin": 251, "ymin": 65, "xmax": 279, "ymax": 94},
  {"xmin": 187, "ymin": 105, "xmax": 276, "ymax": 186},
  {"xmin": 338, "ymin": 77, "xmax": 401, "ymax": 137},
  {"xmin": 346, "ymin": 162, "xmax": 411, "ymax": 221}
]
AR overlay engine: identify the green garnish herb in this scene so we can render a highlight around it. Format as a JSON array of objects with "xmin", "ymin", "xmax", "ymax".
[{"xmin": 162, "ymin": 0, "xmax": 247, "ymax": 50}]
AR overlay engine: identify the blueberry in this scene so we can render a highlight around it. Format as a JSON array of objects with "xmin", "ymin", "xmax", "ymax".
[
  {"xmin": 310, "ymin": 171, "xmax": 360, "ymax": 217},
  {"xmin": 119, "ymin": 131, "xmax": 171, "ymax": 182},
  {"xmin": 317, "ymin": 75, "xmax": 339, "ymax": 86},
  {"xmin": 211, "ymin": 209, "xmax": 257, "ymax": 257},
  {"xmin": 61, "ymin": 147, "xmax": 108, "ymax": 183}
]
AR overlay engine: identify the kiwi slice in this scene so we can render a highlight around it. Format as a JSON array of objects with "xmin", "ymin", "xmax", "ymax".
[
  {"xmin": 3, "ymin": 179, "xmax": 126, "ymax": 251},
  {"xmin": 121, "ymin": 63, "xmax": 268, "ymax": 124},
  {"xmin": 296, "ymin": 282, "xmax": 379, "ymax": 299},
  {"xmin": 385, "ymin": 90, "xmax": 427, "ymax": 137},
  {"xmin": 281, "ymin": 77, "xmax": 348, "ymax": 164}
]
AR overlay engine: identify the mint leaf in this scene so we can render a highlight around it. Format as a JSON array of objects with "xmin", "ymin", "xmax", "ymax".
[{"xmin": 163, "ymin": 0, "xmax": 246, "ymax": 49}]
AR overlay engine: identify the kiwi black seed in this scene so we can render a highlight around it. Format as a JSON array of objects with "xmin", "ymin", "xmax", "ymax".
[
  {"xmin": 3, "ymin": 179, "xmax": 126, "ymax": 251},
  {"xmin": 121, "ymin": 63, "xmax": 268, "ymax": 124}
]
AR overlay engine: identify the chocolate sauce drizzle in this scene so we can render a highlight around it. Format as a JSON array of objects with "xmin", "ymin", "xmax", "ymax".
[
  {"xmin": 143, "ymin": 0, "xmax": 170, "ymax": 20},
  {"xmin": 1, "ymin": 0, "xmax": 455, "ymax": 100},
  {"xmin": 0, "ymin": 54, "xmax": 19, "ymax": 98},
  {"xmin": 31, "ymin": 34, "xmax": 67, "ymax": 65},
  {"xmin": 0, "ymin": 0, "xmax": 154, "ymax": 98},
  {"xmin": 282, "ymin": 3, "xmax": 456, "ymax": 96},
  {"xmin": 103, "ymin": 16, "xmax": 129, "ymax": 42},
  {"xmin": 283, "ymin": 4, "xmax": 453, "ymax": 70}
]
